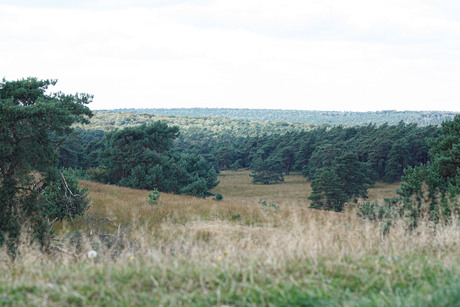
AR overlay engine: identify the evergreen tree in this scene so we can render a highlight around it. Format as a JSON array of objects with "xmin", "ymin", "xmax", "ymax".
[
  {"xmin": 101, "ymin": 123, "xmax": 219, "ymax": 197},
  {"xmin": 102, "ymin": 122, "xmax": 179, "ymax": 185},
  {"xmin": 383, "ymin": 138, "xmax": 409, "ymax": 183},
  {"xmin": 397, "ymin": 115, "xmax": 460, "ymax": 224},
  {"xmin": 333, "ymin": 152, "xmax": 374, "ymax": 201},
  {"xmin": 308, "ymin": 168, "xmax": 348, "ymax": 212},
  {"xmin": 308, "ymin": 153, "xmax": 373, "ymax": 212},
  {"xmin": 249, "ymin": 156, "xmax": 284, "ymax": 184},
  {"xmin": 0, "ymin": 77, "xmax": 92, "ymax": 254}
]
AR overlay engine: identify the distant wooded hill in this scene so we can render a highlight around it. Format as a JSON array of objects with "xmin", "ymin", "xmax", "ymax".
[
  {"xmin": 107, "ymin": 108, "xmax": 458, "ymax": 126},
  {"xmin": 81, "ymin": 110, "xmax": 316, "ymax": 135}
]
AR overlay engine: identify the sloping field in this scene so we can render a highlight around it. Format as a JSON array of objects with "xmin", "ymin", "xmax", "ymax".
[{"xmin": 1, "ymin": 172, "xmax": 459, "ymax": 306}]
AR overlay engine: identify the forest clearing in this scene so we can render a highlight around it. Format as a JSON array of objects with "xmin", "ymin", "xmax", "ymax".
[{"xmin": 1, "ymin": 171, "xmax": 459, "ymax": 306}]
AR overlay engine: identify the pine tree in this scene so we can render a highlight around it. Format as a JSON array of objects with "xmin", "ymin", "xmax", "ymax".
[
  {"xmin": 308, "ymin": 168, "xmax": 348, "ymax": 212},
  {"xmin": 308, "ymin": 153, "xmax": 373, "ymax": 212},
  {"xmin": 397, "ymin": 115, "xmax": 460, "ymax": 224},
  {"xmin": 0, "ymin": 77, "xmax": 92, "ymax": 254},
  {"xmin": 101, "ymin": 123, "xmax": 219, "ymax": 197}
]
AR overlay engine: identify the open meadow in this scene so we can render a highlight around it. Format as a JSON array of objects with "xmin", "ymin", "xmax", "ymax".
[{"xmin": 1, "ymin": 171, "xmax": 460, "ymax": 306}]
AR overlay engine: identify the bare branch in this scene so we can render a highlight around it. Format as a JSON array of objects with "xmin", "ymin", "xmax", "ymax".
[{"xmin": 59, "ymin": 172, "xmax": 83, "ymax": 198}]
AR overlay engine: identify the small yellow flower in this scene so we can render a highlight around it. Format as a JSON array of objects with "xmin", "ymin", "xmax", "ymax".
[
  {"xmin": 223, "ymin": 251, "xmax": 227, "ymax": 256},
  {"xmin": 218, "ymin": 256, "xmax": 222, "ymax": 261},
  {"xmin": 249, "ymin": 245, "xmax": 253, "ymax": 249},
  {"xmin": 130, "ymin": 256, "xmax": 134, "ymax": 261}
]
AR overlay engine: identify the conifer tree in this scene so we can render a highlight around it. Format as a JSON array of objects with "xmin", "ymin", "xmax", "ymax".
[
  {"xmin": 309, "ymin": 168, "xmax": 348, "ymax": 212},
  {"xmin": 0, "ymin": 77, "xmax": 92, "ymax": 254},
  {"xmin": 308, "ymin": 153, "xmax": 373, "ymax": 212},
  {"xmin": 101, "ymin": 123, "xmax": 219, "ymax": 197},
  {"xmin": 398, "ymin": 115, "xmax": 460, "ymax": 218}
]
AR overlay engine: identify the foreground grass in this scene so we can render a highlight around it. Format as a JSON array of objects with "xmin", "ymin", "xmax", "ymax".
[{"xmin": 1, "ymin": 171, "xmax": 459, "ymax": 306}]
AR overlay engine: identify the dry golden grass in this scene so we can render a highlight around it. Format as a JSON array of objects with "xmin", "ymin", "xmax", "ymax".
[
  {"xmin": 211, "ymin": 170, "xmax": 312, "ymax": 206},
  {"xmin": 212, "ymin": 169, "xmax": 399, "ymax": 206},
  {"xmin": 54, "ymin": 170, "xmax": 444, "ymax": 258},
  {"xmin": 48, "ymin": 170, "xmax": 401, "ymax": 259},
  {"xmin": 2, "ymin": 171, "xmax": 460, "ymax": 305},
  {"xmin": 55, "ymin": 170, "xmax": 405, "ymax": 236}
]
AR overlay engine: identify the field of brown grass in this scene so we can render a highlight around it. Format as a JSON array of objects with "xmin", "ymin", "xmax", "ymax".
[
  {"xmin": 62, "ymin": 170, "xmax": 397, "ymax": 232},
  {"xmin": 2, "ymin": 171, "xmax": 460, "ymax": 306}
]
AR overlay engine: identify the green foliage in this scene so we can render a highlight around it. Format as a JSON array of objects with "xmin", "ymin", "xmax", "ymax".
[
  {"xmin": 102, "ymin": 122, "xmax": 179, "ymax": 185},
  {"xmin": 250, "ymin": 157, "xmax": 284, "ymax": 184},
  {"xmin": 231, "ymin": 212, "xmax": 241, "ymax": 220},
  {"xmin": 395, "ymin": 115, "xmax": 460, "ymax": 226},
  {"xmin": 175, "ymin": 153, "xmax": 219, "ymax": 198},
  {"xmin": 333, "ymin": 152, "xmax": 374, "ymax": 200},
  {"xmin": 259, "ymin": 199, "xmax": 280, "ymax": 212},
  {"xmin": 213, "ymin": 193, "xmax": 223, "ymax": 201},
  {"xmin": 148, "ymin": 189, "xmax": 160, "ymax": 205},
  {"xmin": 358, "ymin": 116, "xmax": 460, "ymax": 231},
  {"xmin": 357, "ymin": 199, "xmax": 401, "ymax": 235},
  {"xmin": 308, "ymin": 168, "xmax": 349, "ymax": 212},
  {"xmin": 0, "ymin": 77, "xmax": 92, "ymax": 254},
  {"xmin": 41, "ymin": 169, "xmax": 91, "ymax": 222},
  {"xmin": 86, "ymin": 167, "xmax": 108, "ymax": 183},
  {"xmin": 73, "ymin": 109, "xmax": 440, "ymax": 189},
  {"xmin": 101, "ymin": 123, "xmax": 219, "ymax": 197},
  {"xmin": 383, "ymin": 138, "xmax": 410, "ymax": 182},
  {"xmin": 309, "ymin": 153, "xmax": 373, "ymax": 212}
]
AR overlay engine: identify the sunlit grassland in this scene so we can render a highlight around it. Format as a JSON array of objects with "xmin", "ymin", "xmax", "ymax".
[{"xmin": 1, "ymin": 171, "xmax": 460, "ymax": 306}]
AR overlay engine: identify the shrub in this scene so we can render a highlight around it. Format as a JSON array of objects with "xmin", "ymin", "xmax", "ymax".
[
  {"xmin": 259, "ymin": 199, "xmax": 280, "ymax": 212},
  {"xmin": 231, "ymin": 213, "xmax": 241, "ymax": 220},
  {"xmin": 213, "ymin": 193, "xmax": 223, "ymax": 201},
  {"xmin": 148, "ymin": 189, "xmax": 160, "ymax": 205},
  {"xmin": 86, "ymin": 167, "xmax": 108, "ymax": 183}
]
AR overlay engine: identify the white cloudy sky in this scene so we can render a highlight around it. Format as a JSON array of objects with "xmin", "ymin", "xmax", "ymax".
[{"xmin": 1, "ymin": 0, "xmax": 460, "ymax": 111}]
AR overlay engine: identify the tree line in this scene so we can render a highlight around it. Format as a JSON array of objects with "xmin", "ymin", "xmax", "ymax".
[{"xmin": 61, "ymin": 116, "xmax": 440, "ymax": 195}]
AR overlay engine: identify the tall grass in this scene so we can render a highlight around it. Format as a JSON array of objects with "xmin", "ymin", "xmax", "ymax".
[{"xmin": 1, "ymin": 171, "xmax": 459, "ymax": 306}]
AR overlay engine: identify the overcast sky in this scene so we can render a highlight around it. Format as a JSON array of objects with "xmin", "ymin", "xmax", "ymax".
[{"xmin": 1, "ymin": 0, "xmax": 460, "ymax": 111}]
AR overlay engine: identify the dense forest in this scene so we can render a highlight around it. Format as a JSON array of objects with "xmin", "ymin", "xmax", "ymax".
[
  {"xmin": 109, "ymin": 108, "xmax": 458, "ymax": 126},
  {"xmin": 64, "ymin": 112, "xmax": 440, "ymax": 193}
]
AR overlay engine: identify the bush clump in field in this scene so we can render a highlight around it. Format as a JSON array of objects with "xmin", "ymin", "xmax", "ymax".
[
  {"xmin": 148, "ymin": 189, "xmax": 161, "ymax": 205},
  {"xmin": 213, "ymin": 193, "xmax": 223, "ymax": 201},
  {"xmin": 231, "ymin": 212, "xmax": 241, "ymax": 220},
  {"xmin": 259, "ymin": 199, "xmax": 280, "ymax": 212}
]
